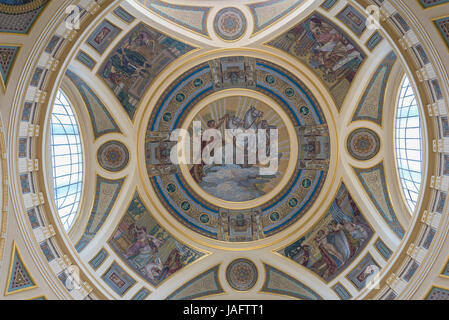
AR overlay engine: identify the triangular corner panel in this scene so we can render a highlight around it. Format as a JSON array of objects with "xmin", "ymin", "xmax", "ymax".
[
  {"xmin": 5, "ymin": 242, "xmax": 37, "ymax": 296},
  {"xmin": 0, "ymin": 45, "xmax": 20, "ymax": 91}
]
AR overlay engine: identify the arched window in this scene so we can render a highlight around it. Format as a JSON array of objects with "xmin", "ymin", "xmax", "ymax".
[
  {"xmin": 50, "ymin": 89, "xmax": 83, "ymax": 230},
  {"xmin": 395, "ymin": 76, "xmax": 423, "ymax": 213}
]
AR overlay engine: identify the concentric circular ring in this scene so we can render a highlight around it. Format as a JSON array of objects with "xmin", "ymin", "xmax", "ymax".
[
  {"xmin": 347, "ymin": 128, "xmax": 380, "ymax": 161},
  {"xmin": 214, "ymin": 7, "xmax": 247, "ymax": 41},
  {"xmin": 143, "ymin": 56, "xmax": 331, "ymax": 242},
  {"xmin": 226, "ymin": 259, "xmax": 258, "ymax": 291},
  {"xmin": 97, "ymin": 140, "xmax": 130, "ymax": 172}
]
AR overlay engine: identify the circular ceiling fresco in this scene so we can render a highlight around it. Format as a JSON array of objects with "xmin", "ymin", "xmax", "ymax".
[
  {"xmin": 144, "ymin": 56, "xmax": 331, "ymax": 242},
  {"xmin": 8, "ymin": 0, "xmax": 446, "ymax": 302}
]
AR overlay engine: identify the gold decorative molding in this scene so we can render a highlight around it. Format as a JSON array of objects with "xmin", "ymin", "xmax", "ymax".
[{"xmin": 0, "ymin": 0, "xmax": 47, "ymax": 15}]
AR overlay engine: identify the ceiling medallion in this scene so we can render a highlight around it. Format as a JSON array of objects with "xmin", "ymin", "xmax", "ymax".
[
  {"xmin": 144, "ymin": 56, "xmax": 331, "ymax": 243},
  {"xmin": 97, "ymin": 140, "xmax": 130, "ymax": 172},
  {"xmin": 226, "ymin": 259, "xmax": 258, "ymax": 291},
  {"xmin": 347, "ymin": 128, "xmax": 380, "ymax": 161},
  {"xmin": 214, "ymin": 7, "xmax": 247, "ymax": 41},
  {"xmin": 178, "ymin": 94, "xmax": 296, "ymax": 208}
]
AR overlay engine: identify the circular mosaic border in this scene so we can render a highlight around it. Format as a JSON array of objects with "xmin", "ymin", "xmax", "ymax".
[
  {"xmin": 0, "ymin": 0, "xmax": 47, "ymax": 14},
  {"xmin": 213, "ymin": 7, "xmax": 247, "ymax": 41},
  {"xmin": 347, "ymin": 128, "xmax": 381, "ymax": 161},
  {"xmin": 144, "ymin": 57, "xmax": 331, "ymax": 242},
  {"xmin": 226, "ymin": 259, "xmax": 258, "ymax": 291},
  {"xmin": 97, "ymin": 140, "xmax": 130, "ymax": 172}
]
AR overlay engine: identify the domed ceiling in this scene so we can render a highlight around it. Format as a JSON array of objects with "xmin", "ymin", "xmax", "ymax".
[{"xmin": 3, "ymin": 0, "xmax": 449, "ymax": 301}]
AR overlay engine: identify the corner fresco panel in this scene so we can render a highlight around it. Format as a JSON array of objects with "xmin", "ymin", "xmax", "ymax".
[
  {"xmin": 268, "ymin": 13, "xmax": 365, "ymax": 111},
  {"xmin": 278, "ymin": 182, "xmax": 373, "ymax": 282},
  {"xmin": 98, "ymin": 23, "xmax": 195, "ymax": 120},
  {"xmin": 109, "ymin": 192, "xmax": 204, "ymax": 287}
]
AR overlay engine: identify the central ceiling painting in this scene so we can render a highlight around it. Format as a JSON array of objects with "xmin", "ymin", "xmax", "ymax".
[
  {"xmin": 188, "ymin": 95, "xmax": 290, "ymax": 203},
  {"xmin": 143, "ymin": 56, "xmax": 332, "ymax": 242}
]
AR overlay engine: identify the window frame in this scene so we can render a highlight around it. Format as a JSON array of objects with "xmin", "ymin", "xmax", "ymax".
[
  {"xmin": 49, "ymin": 88, "xmax": 84, "ymax": 231},
  {"xmin": 394, "ymin": 75, "xmax": 424, "ymax": 214}
]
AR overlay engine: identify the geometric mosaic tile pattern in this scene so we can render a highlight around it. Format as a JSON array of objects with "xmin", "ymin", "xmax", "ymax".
[
  {"xmin": 166, "ymin": 265, "xmax": 224, "ymax": 300},
  {"xmin": 352, "ymin": 51, "xmax": 397, "ymax": 125},
  {"xmin": 226, "ymin": 259, "xmax": 258, "ymax": 292},
  {"xmin": 425, "ymin": 286, "xmax": 449, "ymax": 300},
  {"xmin": 249, "ymin": 0, "xmax": 303, "ymax": 34},
  {"xmin": 97, "ymin": 141, "xmax": 130, "ymax": 173},
  {"xmin": 135, "ymin": 0, "xmax": 209, "ymax": 37},
  {"xmin": 5, "ymin": 242, "xmax": 37, "ymax": 295},
  {"xmin": 347, "ymin": 128, "xmax": 381, "ymax": 161},
  {"xmin": 214, "ymin": 8, "xmax": 247, "ymax": 41},
  {"xmin": 0, "ymin": 1, "xmax": 48, "ymax": 34},
  {"xmin": 65, "ymin": 70, "xmax": 122, "ymax": 139},
  {"xmin": 434, "ymin": 16, "xmax": 449, "ymax": 48},
  {"xmin": 419, "ymin": 0, "xmax": 449, "ymax": 8},
  {"xmin": 75, "ymin": 176, "xmax": 125, "ymax": 252},
  {"xmin": 353, "ymin": 162, "xmax": 405, "ymax": 238},
  {"xmin": 0, "ymin": 45, "xmax": 20, "ymax": 91},
  {"xmin": 261, "ymin": 264, "xmax": 323, "ymax": 300}
]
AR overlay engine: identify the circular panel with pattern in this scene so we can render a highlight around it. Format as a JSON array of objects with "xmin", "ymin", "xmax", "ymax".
[
  {"xmin": 347, "ymin": 128, "xmax": 380, "ymax": 161},
  {"xmin": 97, "ymin": 140, "xmax": 130, "ymax": 172},
  {"xmin": 226, "ymin": 259, "xmax": 258, "ymax": 291},
  {"xmin": 214, "ymin": 7, "xmax": 247, "ymax": 41}
]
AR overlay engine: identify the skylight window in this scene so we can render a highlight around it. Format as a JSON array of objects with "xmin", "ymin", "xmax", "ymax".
[
  {"xmin": 395, "ymin": 76, "xmax": 423, "ymax": 213},
  {"xmin": 50, "ymin": 89, "xmax": 83, "ymax": 230}
]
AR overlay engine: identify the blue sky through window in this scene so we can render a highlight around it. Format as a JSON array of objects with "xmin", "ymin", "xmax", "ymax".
[
  {"xmin": 50, "ymin": 89, "xmax": 83, "ymax": 230},
  {"xmin": 395, "ymin": 76, "xmax": 423, "ymax": 213}
]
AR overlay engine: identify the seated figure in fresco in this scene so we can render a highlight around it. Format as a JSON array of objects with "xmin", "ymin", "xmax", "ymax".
[
  {"xmin": 305, "ymin": 16, "xmax": 362, "ymax": 82},
  {"xmin": 329, "ymin": 188, "xmax": 371, "ymax": 252},
  {"xmin": 327, "ymin": 221, "xmax": 354, "ymax": 262},
  {"xmin": 343, "ymin": 220, "xmax": 369, "ymax": 243},
  {"xmin": 314, "ymin": 229, "xmax": 345, "ymax": 276},
  {"xmin": 124, "ymin": 224, "xmax": 163, "ymax": 259}
]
